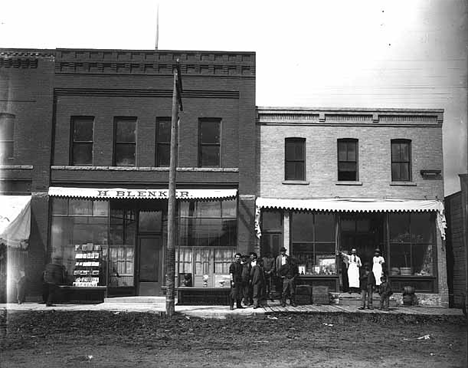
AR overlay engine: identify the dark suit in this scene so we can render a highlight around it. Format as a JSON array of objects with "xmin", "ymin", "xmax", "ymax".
[
  {"xmin": 229, "ymin": 261, "xmax": 243, "ymax": 307},
  {"xmin": 250, "ymin": 262, "xmax": 265, "ymax": 307}
]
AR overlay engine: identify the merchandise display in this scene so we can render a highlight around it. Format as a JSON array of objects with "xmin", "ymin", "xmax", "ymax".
[{"xmin": 73, "ymin": 243, "xmax": 102, "ymax": 287}]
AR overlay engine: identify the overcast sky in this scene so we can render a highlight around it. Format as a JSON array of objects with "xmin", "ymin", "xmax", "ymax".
[{"xmin": 1, "ymin": 0, "xmax": 466, "ymax": 195}]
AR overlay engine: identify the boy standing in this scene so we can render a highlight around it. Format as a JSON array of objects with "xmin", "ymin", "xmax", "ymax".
[
  {"xmin": 358, "ymin": 263, "xmax": 376, "ymax": 310},
  {"xmin": 378, "ymin": 276, "xmax": 393, "ymax": 310}
]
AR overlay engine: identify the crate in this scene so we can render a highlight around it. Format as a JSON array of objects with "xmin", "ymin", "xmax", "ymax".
[{"xmin": 312, "ymin": 286, "xmax": 329, "ymax": 305}]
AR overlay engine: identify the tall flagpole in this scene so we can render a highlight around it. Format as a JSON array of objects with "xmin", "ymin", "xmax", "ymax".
[
  {"xmin": 166, "ymin": 61, "xmax": 182, "ymax": 316},
  {"xmin": 155, "ymin": 3, "xmax": 159, "ymax": 50}
]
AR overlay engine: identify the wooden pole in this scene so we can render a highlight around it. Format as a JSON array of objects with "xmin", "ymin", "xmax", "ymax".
[{"xmin": 166, "ymin": 66, "xmax": 179, "ymax": 316}]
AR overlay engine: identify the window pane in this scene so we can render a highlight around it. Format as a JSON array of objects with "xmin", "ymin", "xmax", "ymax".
[
  {"xmin": 222, "ymin": 199, "xmax": 237, "ymax": 218},
  {"xmin": 200, "ymin": 146, "xmax": 220, "ymax": 167},
  {"xmin": 412, "ymin": 243, "xmax": 433, "ymax": 275},
  {"xmin": 72, "ymin": 143, "xmax": 93, "ymax": 165},
  {"xmin": 69, "ymin": 199, "xmax": 93, "ymax": 216},
  {"xmin": 411, "ymin": 213, "xmax": 434, "ymax": 243},
  {"xmin": 116, "ymin": 120, "xmax": 136, "ymax": 143},
  {"xmin": 347, "ymin": 142, "xmax": 356, "ymax": 161},
  {"xmin": 157, "ymin": 119, "xmax": 171, "ymax": 143},
  {"xmin": 389, "ymin": 213, "xmax": 410, "ymax": 242},
  {"xmin": 52, "ymin": 198, "xmax": 68, "ymax": 215},
  {"xmin": 93, "ymin": 201, "xmax": 109, "ymax": 217},
  {"xmin": 389, "ymin": 243, "xmax": 411, "ymax": 270},
  {"xmin": 0, "ymin": 114, "xmax": 14, "ymax": 139},
  {"xmin": 262, "ymin": 211, "xmax": 282, "ymax": 230},
  {"xmin": 115, "ymin": 144, "xmax": 136, "ymax": 166},
  {"xmin": 200, "ymin": 121, "xmax": 220, "ymax": 144},
  {"xmin": 315, "ymin": 214, "xmax": 335, "ymax": 241},
  {"xmin": 292, "ymin": 212, "xmax": 313, "ymax": 241},
  {"xmin": 139, "ymin": 211, "xmax": 162, "ymax": 232},
  {"xmin": 338, "ymin": 141, "xmax": 347, "ymax": 161},
  {"xmin": 157, "ymin": 144, "xmax": 170, "ymax": 167},
  {"xmin": 196, "ymin": 201, "xmax": 221, "ymax": 217},
  {"xmin": 286, "ymin": 140, "xmax": 304, "ymax": 160},
  {"xmin": 391, "ymin": 143, "xmax": 401, "ymax": 161},
  {"xmin": 73, "ymin": 118, "xmax": 94, "ymax": 141}
]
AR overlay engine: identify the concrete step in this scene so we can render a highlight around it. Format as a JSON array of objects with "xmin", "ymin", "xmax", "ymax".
[{"xmin": 104, "ymin": 296, "xmax": 167, "ymax": 304}]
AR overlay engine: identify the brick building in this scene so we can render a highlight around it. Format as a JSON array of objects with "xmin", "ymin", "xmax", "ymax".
[
  {"xmin": 256, "ymin": 107, "xmax": 448, "ymax": 307},
  {"xmin": 0, "ymin": 48, "xmax": 257, "ymax": 300}
]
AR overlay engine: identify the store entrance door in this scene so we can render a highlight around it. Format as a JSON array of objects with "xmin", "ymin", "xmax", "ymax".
[{"xmin": 137, "ymin": 236, "xmax": 163, "ymax": 296}]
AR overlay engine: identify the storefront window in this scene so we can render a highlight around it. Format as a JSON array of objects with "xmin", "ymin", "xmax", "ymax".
[
  {"xmin": 51, "ymin": 198, "xmax": 109, "ymax": 286},
  {"xmin": 177, "ymin": 199, "xmax": 237, "ymax": 287},
  {"xmin": 260, "ymin": 210, "xmax": 283, "ymax": 257},
  {"xmin": 389, "ymin": 213, "xmax": 435, "ymax": 276},
  {"xmin": 109, "ymin": 209, "xmax": 136, "ymax": 287},
  {"xmin": 291, "ymin": 212, "xmax": 336, "ymax": 275}
]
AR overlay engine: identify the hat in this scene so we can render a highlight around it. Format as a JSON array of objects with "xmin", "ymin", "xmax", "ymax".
[
  {"xmin": 374, "ymin": 249, "xmax": 381, "ymax": 254},
  {"xmin": 351, "ymin": 248, "xmax": 357, "ymax": 253},
  {"xmin": 280, "ymin": 247, "xmax": 287, "ymax": 252}
]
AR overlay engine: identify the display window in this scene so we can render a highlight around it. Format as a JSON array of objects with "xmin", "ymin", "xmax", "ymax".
[
  {"xmin": 177, "ymin": 199, "xmax": 237, "ymax": 287},
  {"xmin": 51, "ymin": 198, "xmax": 109, "ymax": 286},
  {"xmin": 389, "ymin": 212, "xmax": 435, "ymax": 276},
  {"xmin": 291, "ymin": 212, "xmax": 336, "ymax": 275}
]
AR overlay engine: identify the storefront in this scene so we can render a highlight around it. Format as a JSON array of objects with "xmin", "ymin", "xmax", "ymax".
[
  {"xmin": 256, "ymin": 197, "xmax": 446, "ymax": 295},
  {"xmin": 48, "ymin": 187, "xmax": 237, "ymax": 297}
]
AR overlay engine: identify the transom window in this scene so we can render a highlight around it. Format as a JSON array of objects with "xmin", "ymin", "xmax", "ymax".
[
  {"xmin": 71, "ymin": 116, "xmax": 94, "ymax": 165},
  {"xmin": 114, "ymin": 117, "xmax": 137, "ymax": 166},
  {"xmin": 285, "ymin": 138, "xmax": 305, "ymax": 181},
  {"xmin": 199, "ymin": 119, "xmax": 221, "ymax": 167},
  {"xmin": 338, "ymin": 139, "xmax": 358, "ymax": 181},
  {"xmin": 391, "ymin": 139, "xmax": 411, "ymax": 181}
]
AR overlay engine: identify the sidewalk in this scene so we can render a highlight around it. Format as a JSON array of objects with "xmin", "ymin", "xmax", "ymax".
[{"xmin": 1, "ymin": 299, "xmax": 465, "ymax": 319}]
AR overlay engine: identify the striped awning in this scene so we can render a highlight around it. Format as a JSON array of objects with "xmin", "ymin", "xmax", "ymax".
[
  {"xmin": 255, "ymin": 197, "xmax": 447, "ymax": 239},
  {"xmin": 48, "ymin": 187, "xmax": 237, "ymax": 200}
]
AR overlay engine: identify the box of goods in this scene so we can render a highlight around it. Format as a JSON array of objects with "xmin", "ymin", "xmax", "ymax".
[
  {"xmin": 312, "ymin": 286, "xmax": 329, "ymax": 305},
  {"xmin": 295, "ymin": 285, "xmax": 312, "ymax": 305}
]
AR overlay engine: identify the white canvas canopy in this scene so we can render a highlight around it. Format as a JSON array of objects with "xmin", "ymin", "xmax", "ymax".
[{"xmin": 0, "ymin": 196, "xmax": 31, "ymax": 249}]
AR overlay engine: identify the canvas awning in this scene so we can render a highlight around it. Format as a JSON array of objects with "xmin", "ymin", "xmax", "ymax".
[
  {"xmin": 48, "ymin": 187, "xmax": 237, "ymax": 200},
  {"xmin": 255, "ymin": 197, "xmax": 447, "ymax": 239},
  {"xmin": 0, "ymin": 195, "xmax": 31, "ymax": 249}
]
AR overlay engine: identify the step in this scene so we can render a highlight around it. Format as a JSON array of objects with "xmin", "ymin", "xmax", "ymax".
[{"xmin": 104, "ymin": 296, "xmax": 167, "ymax": 304}]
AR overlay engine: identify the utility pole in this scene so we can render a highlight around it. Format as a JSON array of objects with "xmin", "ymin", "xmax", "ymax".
[{"xmin": 166, "ymin": 61, "xmax": 182, "ymax": 316}]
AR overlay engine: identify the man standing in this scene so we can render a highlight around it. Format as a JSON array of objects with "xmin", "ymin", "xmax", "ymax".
[
  {"xmin": 278, "ymin": 256, "xmax": 299, "ymax": 307},
  {"xmin": 274, "ymin": 247, "xmax": 288, "ymax": 297},
  {"xmin": 358, "ymin": 263, "xmax": 376, "ymax": 310},
  {"xmin": 250, "ymin": 253, "xmax": 265, "ymax": 309},
  {"xmin": 229, "ymin": 253, "xmax": 244, "ymax": 310},
  {"xmin": 262, "ymin": 252, "xmax": 275, "ymax": 301},
  {"xmin": 43, "ymin": 256, "xmax": 66, "ymax": 307}
]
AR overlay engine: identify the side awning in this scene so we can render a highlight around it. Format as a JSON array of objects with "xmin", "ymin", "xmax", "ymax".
[
  {"xmin": 255, "ymin": 197, "xmax": 447, "ymax": 239},
  {"xmin": 0, "ymin": 196, "xmax": 31, "ymax": 249},
  {"xmin": 48, "ymin": 187, "xmax": 237, "ymax": 200}
]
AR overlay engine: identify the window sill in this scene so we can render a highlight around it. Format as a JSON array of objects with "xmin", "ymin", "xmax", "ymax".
[
  {"xmin": 282, "ymin": 180, "xmax": 310, "ymax": 185},
  {"xmin": 389, "ymin": 182, "xmax": 417, "ymax": 187},
  {"xmin": 335, "ymin": 181, "xmax": 363, "ymax": 186}
]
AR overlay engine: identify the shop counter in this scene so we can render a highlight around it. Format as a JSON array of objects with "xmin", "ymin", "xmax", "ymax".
[
  {"xmin": 58, "ymin": 285, "xmax": 106, "ymax": 303},
  {"xmin": 175, "ymin": 287, "xmax": 231, "ymax": 306}
]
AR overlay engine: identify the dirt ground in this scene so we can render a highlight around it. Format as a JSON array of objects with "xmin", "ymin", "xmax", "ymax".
[{"xmin": 0, "ymin": 310, "xmax": 466, "ymax": 368}]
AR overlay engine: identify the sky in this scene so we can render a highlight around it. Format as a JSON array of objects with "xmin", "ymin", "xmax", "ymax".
[{"xmin": 1, "ymin": 0, "xmax": 466, "ymax": 195}]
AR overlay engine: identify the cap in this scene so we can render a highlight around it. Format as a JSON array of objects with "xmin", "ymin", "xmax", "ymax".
[
  {"xmin": 351, "ymin": 248, "xmax": 357, "ymax": 253},
  {"xmin": 374, "ymin": 249, "xmax": 381, "ymax": 254},
  {"xmin": 280, "ymin": 247, "xmax": 287, "ymax": 252}
]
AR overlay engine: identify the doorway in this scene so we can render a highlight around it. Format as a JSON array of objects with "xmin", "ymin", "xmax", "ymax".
[
  {"xmin": 137, "ymin": 236, "xmax": 163, "ymax": 296},
  {"xmin": 339, "ymin": 213, "xmax": 385, "ymax": 292}
]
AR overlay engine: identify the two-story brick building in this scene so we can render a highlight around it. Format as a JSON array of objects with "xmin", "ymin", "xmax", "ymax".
[
  {"xmin": 0, "ymin": 48, "xmax": 257, "ymax": 300},
  {"xmin": 256, "ymin": 107, "xmax": 448, "ymax": 306}
]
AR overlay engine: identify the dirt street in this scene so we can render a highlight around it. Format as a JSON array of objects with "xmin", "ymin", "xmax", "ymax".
[{"xmin": 1, "ymin": 310, "xmax": 466, "ymax": 368}]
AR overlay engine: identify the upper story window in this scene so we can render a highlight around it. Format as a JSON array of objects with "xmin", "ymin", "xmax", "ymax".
[
  {"xmin": 199, "ymin": 119, "xmax": 221, "ymax": 167},
  {"xmin": 155, "ymin": 117, "xmax": 171, "ymax": 167},
  {"xmin": 114, "ymin": 117, "xmax": 137, "ymax": 166},
  {"xmin": 338, "ymin": 139, "xmax": 358, "ymax": 181},
  {"xmin": 0, "ymin": 113, "xmax": 14, "ymax": 162},
  {"xmin": 285, "ymin": 138, "xmax": 305, "ymax": 181},
  {"xmin": 71, "ymin": 116, "xmax": 94, "ymax": 165},
  {"xmin": 391, "ymin": 139, "xmax": 411, "ymax": 181}
]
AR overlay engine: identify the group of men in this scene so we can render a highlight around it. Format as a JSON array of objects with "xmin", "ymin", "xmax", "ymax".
[{"xmin": 228, "ymin": 247, "xmax": 299, "ymax": 310}]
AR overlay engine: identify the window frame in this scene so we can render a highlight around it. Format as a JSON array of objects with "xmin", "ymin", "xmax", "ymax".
[
  {"xmin": 113, "ymin": 117, "xmax": 137, "ymax": 167},
  {"xmin": 337, "ymin": 138, "xmax": 358, "ymax": 181},
  {"xmin": 155, "ymin": 117, "xmax": 171, "ymax": 167},
  {"xmin": 391, "ymin": 139, "xmax": 412, "ymax": 182},
  {"xmin": 70, "ymin": 116, "xmax": 94, "ymax": 166},
  {"xmin": 0, "ymin": 113, "xmax": 15, "ymax": 162},
  {"xmin": 198, "ymin": 118, "xmax": 221, "ymax": 168},
  {"xmin": 284, "ymin": 137, "xmax": 306, "ymax": 181}
]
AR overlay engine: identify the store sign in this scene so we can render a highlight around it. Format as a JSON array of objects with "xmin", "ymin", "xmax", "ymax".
[{"xmin": 48, "ymin": 187, "xmax": 237, "ymax": 200}]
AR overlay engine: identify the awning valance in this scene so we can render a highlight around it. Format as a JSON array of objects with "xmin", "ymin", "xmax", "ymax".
[
  {"xmin": 255, "ymin": 197, "xmax": 447, "ymax": 239},
  {"xmin": 0, "ymin": 196, "xmax": 31, "ymax": 249},
  {"xmin": 48, "ymin": 187, "xmax": 237, "ymax": 200}
]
